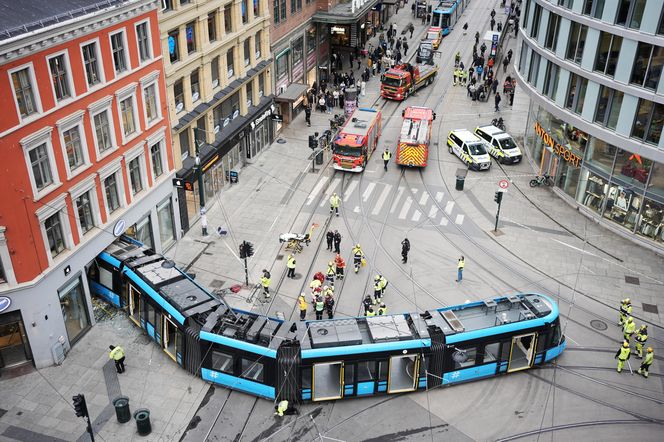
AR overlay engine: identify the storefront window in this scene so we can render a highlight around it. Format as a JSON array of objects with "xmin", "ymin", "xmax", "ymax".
[
  {"xmin": 59, "ymin": 277, "xmax": 90, "ymax": 343},
  {"xmin": 584, "ymin": 137, "xmax": 616, "ymax": 175},
  {"xmin": 157, "ymin": 198, "xmax": 175, "ymax": 249},
  {"xmin": 276, "ymin": 52, "xmax": 289, "ymax": 81},
  {"xmin": 556, "ymin": 161, "xmax": 581, "ymax": 200},
  {"xmin": 292, "ymin": 37, "xmax": 303, "ymax": 66},
  {"xmin": 577, "ymin": 170, "xmax": 608, "ymax": 214},
  {"xmin": 613, "ymin": 149, "xmax": 649, "ymax": 189},
  {"xmin": 307, "ymin": 26, "xmax": 316, "ymax": 53},
  {"xmin": 330, "ymin": 25, "xmax": 350, "ymax": 46},
  {"xmin": 602, "ymin": 181, "xmax": 643, "ymax": 231},
  {"xmin": 319, "ymin": 25, "xmax": 327, "ymax": 43},
  {"xmin": 647, "ymin": 160, "xmax": 664, "ymax": 201},
  {"xmin": 126, "ymin": 216, "xmax": 154, "ymax": 249},
  {"xmin": 636, "ymin": 197, "xmax": 664, "ymax": 243}
]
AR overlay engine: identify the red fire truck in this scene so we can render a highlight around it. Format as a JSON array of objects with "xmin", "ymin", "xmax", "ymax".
[
  {"xmin": 396, "ymin": 106, "xmax": 435, "ymax": 167},
  {"xmin": 332, "ymin": 108, "xmax": 382, "ymax": 172},
  {"xmin": 380, "ymin": 63, "xmax": 438, "ymax": 101}
]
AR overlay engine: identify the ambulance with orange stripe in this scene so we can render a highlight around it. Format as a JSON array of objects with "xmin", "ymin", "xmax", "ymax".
[{"xmin": 396, "ymin": 106, "xmax": 436, "ymax": 167}]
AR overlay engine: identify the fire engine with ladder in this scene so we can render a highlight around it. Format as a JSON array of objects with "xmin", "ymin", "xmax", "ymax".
[{"xmin": 396, "ymin": 106, "xmax": 436, "ymax": 167}]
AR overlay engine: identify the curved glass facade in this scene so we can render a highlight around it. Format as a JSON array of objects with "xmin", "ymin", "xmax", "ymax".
[{"xmin": 517, "ymin": 0, "xmax": 664, "ymax": 251}]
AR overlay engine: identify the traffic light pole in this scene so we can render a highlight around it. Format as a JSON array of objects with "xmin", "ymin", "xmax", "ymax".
[
  {"xmin": 243, "ymin": 257, "xmax": 249, "ymax": 286},
  {"xmin": 85, "ymin": 415, "xmax": 95, "ymax": 442},
  {"xmin": 494, "ymin": 200, "xmax": 502, "ymax": 232}
]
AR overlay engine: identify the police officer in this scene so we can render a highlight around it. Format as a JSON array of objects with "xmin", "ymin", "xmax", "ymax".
[
  {"xmin": 378, "ymin": 303, "xmax": 387, "ymax": 316},
  {"xmin": 378, "ymin": 275, "xmax": 388, "ymax": 295},
  {"xmin": 638, "ymin": 347, "xmax": 654, "ymax": 378},
  {"xmin": 460, "ymin": 69, "xmax": 468, "ymax": 86},
  {"xmin": 635, "ymin": 325, "xmax": 648, "ymax": 358},
  {"xmin": 298, "ymin": 293, "xmax": 308, "ymax": 320},
  {"xmin": 455, "ymin": 51, "xmax": 461, "ymax": 67},
  {"xmin": 366, "ymin": 306, "xmax": 376, "ymax": 317},
  {"xmin": 335, "ymin": 254, "xmax": 345, "ymax": 279},
  {"xmin": 401, "ymin": 237, "xmax": 410, "ymax": 263},
  {"xmin": 363, "ymin": 295, "xmax": 373, "ymax": 315},
  {"xmin": 286, "ymin": 254, "xmax": 296, "ymax": 278},
  {"xmin": 260, "ymin": 269, "xmax": 271, "ymax": 298},
  {"xmin": 382, "ymin": 148, "xmax": 392, "ymax": 171},
  {"xmin": 329, "ymin": 192, "xmax": 341, "ymax": 216},
  {"xmin": 619, "ymin": 298, "xmax": 632, "ymax": 325},
  {"xmin": 615, "ymin": 341, "xmax": 631, "ymax": 373},
  {"xmin": 109, "ymin": 345, "xmax": 126, "ymax": 373},
  {"xmin": 325, "ymin": 292, "xmax": 335, "ymax": 319},
  {"xmin": 456, "ymin": 256, "xmax": 465, "ymax": 282},
  {"xmin": 623, "ymin": 316, "xmax": 636, "ymax": 342},
  {"xmin": 453, "ymin": 67, "xmax": 459, "ymax": 86},
  {"xmin": 274, "ymin": 400, "xmax": 297, "ymax": 416},
  {"xmin": 326, "ymin": 261, "xmax": 336, "ymax": 286},
  {"xmin": 333, "ymin": 230, "xmax": 342, "ymax": 254},
  {"xmin": 373, "ymin": 276, "xmax": 383, "ymax": 305},
  {"xmin": 352, "ymin": 244, "xmax": 364, "ymax": 273},
  {"xmin": 314, "ymin": 295, "xmax": 325, "ymax": 320},
  {"xmin": 326, "ymin": 230, "xmax": 334, "ymax": 251}
]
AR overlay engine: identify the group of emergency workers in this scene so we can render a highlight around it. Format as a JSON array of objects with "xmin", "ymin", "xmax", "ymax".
[{"xmin": 615, "ymin": 298, "xmax": 654, "ymax": 378}]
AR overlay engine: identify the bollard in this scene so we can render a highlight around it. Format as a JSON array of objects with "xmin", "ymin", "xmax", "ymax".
[
  {"xmin": 113, "ymin": 396, "xmax": 131, "ymax": 424},
  {"xmin": 134, "ymin": 409, "xmax": 151, "ymax": 436}
]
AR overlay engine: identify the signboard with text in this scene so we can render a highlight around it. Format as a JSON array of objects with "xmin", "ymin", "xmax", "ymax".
[{"xmin": 533, "ymin": 121, "xmax": 582, "ymax": 167}]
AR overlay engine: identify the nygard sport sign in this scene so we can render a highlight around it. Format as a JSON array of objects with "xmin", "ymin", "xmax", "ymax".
[{"xmin": 534, "ymin": 121, "xmax": 582, "ymax": 167}]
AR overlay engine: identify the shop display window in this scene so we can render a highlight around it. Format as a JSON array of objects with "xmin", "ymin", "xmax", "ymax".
[
  {"xmin": 613, "ymin": 149, "xmax": 649, "ymax": 188},
  {"xmin": 602, "ymin": 182, "xmax": 642, "ymax": 230},
  {"xmin": 636, "ymin": 198, "xmax": 664, "ymax": 243},
  {"xmin": 584, "ymin": 137, "xmax": 616, "ymax": 175},
  {"xmin": 647, "ymin": 160, "xmax": 664, "ymax": 201},
  {"xmin": 556, "ymin": 161, "xmax": 580, "ymax": 200},
  {"xmin": 59, "ymin": 277, "xmax": 91, "ymax": 344},
  {"xmin": 578, "ymin": 170, "xmax": 608, "ymax": 214}
]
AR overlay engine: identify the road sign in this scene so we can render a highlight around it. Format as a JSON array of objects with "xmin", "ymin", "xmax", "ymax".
[{"xmin": 498, "ymin": 179, "xmax": 510, "ymax": 189}]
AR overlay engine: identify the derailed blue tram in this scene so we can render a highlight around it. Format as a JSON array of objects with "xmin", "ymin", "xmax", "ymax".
[{"xmin": 89, "ymin": 237, "xmax": 566, "ymax": 403}]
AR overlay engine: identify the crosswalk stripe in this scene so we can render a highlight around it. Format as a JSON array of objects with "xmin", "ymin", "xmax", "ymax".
[
  {"xmin": 362, "ymin": 182, "xmax": 376, "ymax": 201},
  {"xmin": 307, "ymin": 176, "xmax": 329, "ymax": 205},
  {"xmin": 390, "ymin": 187, "xmax": 405, "ymax": 213},
  {"xmin": 435, "ymin": 192, "xmax": 444, "ymax": 202},
  {"xmin": 411, "ymin": 187, "xmax": 418, "ymax": 194},
  {"xmin": 444, "ymin": 201, "xmax": 455, "ymax": 215},
  {"xmin": 320, "ymin": 177, "xmax": 341, "ymax": 207},
  {"xmin": 440, "ymin": 217, "xmax": 449, "ymax": 226},
  {"xmin": 412, "ymin": 210, "xmax": 421, "ymax": 222},
  {"xmin": 354, "ymin": 206, "xmax": 360, "ymax": 213},
  {"xmin": 371, "ymin": 184, "xmax": 392, "ymax": 216},
  {"xmin": 398, "ymin": 197, "xmax": 412, "ymax": 219},
  {"xmin": 429, "ymin": 206, "xmax": 438, "ymax": 218},
  {"xmin": 455, "ymin": 214, "xmax": 465, "ymax": 225},
  {"xmin": 344, "ymin": 180, "xmax": 358, "ymax": 199},
  {"xmin": 419, "ymin": 193, "xmax": 429, "ymax": 205}
]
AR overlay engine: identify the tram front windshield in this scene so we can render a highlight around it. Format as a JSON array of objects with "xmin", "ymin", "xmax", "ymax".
[
  {"xmin": 334, "ymin": 143, "xmax": 362, "ymax": 157},
  {"xmin": 441, "ymin": 14, "xmax": 450, "ymax": 28}
]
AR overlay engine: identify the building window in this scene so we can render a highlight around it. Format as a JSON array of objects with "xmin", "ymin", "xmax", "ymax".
[
  {"xmin": 93, "ymin": 109, "xmax": 115, "ymax": 155},
  {"xmin": 594, "ymin": 86, "xmax": 623, "ymax": 130},
  {"xmin": 582, "ymin": 0, "xmax": 605, "ymax": 18},
  {"xmin": 543, "ymin": 14, "xmax": 559, "ymax": 51},
  {"xmin": 82, "ymin": 42, "xmax": 102, "ymax": 87},
  {"xmin": 76, "ymin": 191, "xmax": 95, "ymax": 235},
  {"xmin": 157, "ymin": 198, "xmax": 175, "ymax": 248},
  {"xmin": 0, "ymin": 259, "xmax": 6, "ymax": 284},
  {"xmin": 258, "ymin": 72, "xmax": 264, "ymax": 97},
  {"xmin": 290, "ymin": 0, "xmax": 301, "ymax": 13},
  {"xmin": 659, "ymin": 9, "xmax": 664, "ymax": 35},
  {"xmin": 180, "ymin": 0, "xmax": 191, "ymax": 5},
  {"xmin": 29, "ymin": 143, "xmax": 53, "ymax": 191},
  {"xmin": 565, "ymin": 74, "xmax": 588, "ymax": 114},
  {"xmin": 630, "ymin": 43, "xmax": 664, "ymax": 90},
  {"xmin": 224, "ymin": 5, "xmax": 233, "ymax": 33},
  {"xmin": 136, "ymin": 22, "xmax": 152, "ymax": 63},
  {"xmin": 254, "ymin": 0, "xmax": 260, "ymax": 17},
  {"xmin": 195, "ymin": 117, "xmax": 207, "ymax": 145},
  {"xmin": 162, "ymin": 0, "xmax": 173, "ymax": 11},
  {"xmin": 208, "ymin": 12, "xmax": 217, "ymax": 42},
  {"xmin": 243, "ymin": 0, "xmax": 249, "ymax": 23},
  {"xmin": 11, "ymin": 67, "xmax": 38, "ymax": 118},
  {"xmin": 529, "ymin": 4, "xmax": 542, "ymax": 39},
  {"xmin": 168, "ymin": 29, "xmax": 180, "ymax": 63},
  {"xmin": 221, "ymin": 92, "xmax": 240, "ymax": 121},
  {"xmin": 280, "ymin": 0, "xmax": 286, "ymax": 22},
  {"xmin": 527, "ymin": 52, "xmax": 540, "ymax": 84},
  {"xmin": 120, "ymin": 97, "xmax": 136, "ymax": 137},
  {"xmin": 292, "ymin": 37, "xmax": 303, "ymax": 66},
  {"xmin": 246, "ymin": 79, "xmax": 253, "ymax": 107},
  {"xmin": 190, "ymin": 69, "xmax": 200, "ymax": 101},
  {"xmin": 104, "ymin": 174, "xmax": 121, "ymax": 214},
  {"xmin": 211, "ymin": 56, "xmax": 220, "ymax": 87},
  {"xmin": 565, "ymin": 22, "xmax": 587, "ymax": 64},
  {"xmin": 44, "ymin": 213, "xmax": 65, "ymax": 257},
  {"xmin": 522, "ymin": 0, "xmax": 531, "ymax": 30},
  {"xmin": 58, "ymin": 278, "xmax": 90, "ymax": 343},
  {"xmin": 110, "ymin": 31, "xmax": 128, "ymax": 74},
  {"xmin": 542, "ymin": 61, "xmax": 559, "ymax": 100},
  {"xmin": 179, "ymin": 130, "xmax": 190, "ymax": 159},
  {"xmin": 255, "ymin": 31, "xmax": 262, "ymax": 59},
  {"xmin": 616, "ymin": 0, "xmax": 646, "ymax": 29},
  {"xmin": 307, "ymin": 27, "xmax": 316, "ymax": 53},
  {"xmin": 631, "ymin": 99, "xmax": 664, "ymax": 145},
  {"xmin": 129, "ymin": 156, "xmax": 143, "ymax": 195},
  {"xmin": 151, "ymin": 142, "xmax": 164, "ymax": 178},
  {"xmin": 227, "ymin": 49, "xmax": 235, "ymax": 78},
  {"xmin": 186, "ymin": 21, "xmax": 196, "ymax": 54},
  {"xmin": 244, "ymin": 39, "xmax": 251, "ymax": 66},
  {"xmin": 594, "ymin": 32, "xmax": 622, "ymax": 77},
  {"xmin": 143, "ymin": 83, "xmax": 159, "ymax": 123},
  {"xmin": 48, "ymin": 54, "xmax": 72, "ymax": 101},
  {"xmin": 557, "ymin": 0, "xmax": 573, "ymax": 9},
  {"xmin": 273, "ymin": 0, "xmax": 280, "ymax": 23},
  {"xmin": 174, "ymin": 78, "xmax": 184, "ymax": 111},
  {"xmin": 276, "ymin": 53, "xmax": 288, "ymax": 82},
  {"xmin": 62, "ymin": 126, "xmax": 85, "ymax": 171}
]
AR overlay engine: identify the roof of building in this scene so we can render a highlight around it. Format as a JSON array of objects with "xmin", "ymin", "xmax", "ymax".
[{"xmin": 0, "ymin": 0, "xmax": 132, "ymax": 41}]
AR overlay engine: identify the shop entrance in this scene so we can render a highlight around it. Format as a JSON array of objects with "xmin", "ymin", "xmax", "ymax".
[{"xmin": 0, "ymin": 311, "xmax": 33, "ymax": 369}]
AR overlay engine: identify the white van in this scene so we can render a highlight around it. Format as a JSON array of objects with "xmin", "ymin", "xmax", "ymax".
[
  {"xmin": 474, "ymin": 125, "xmax": 523, "ymax": 164},
  {"xmin": 447, "ymin": 129, "xmax": 492, "ymax": 171}
]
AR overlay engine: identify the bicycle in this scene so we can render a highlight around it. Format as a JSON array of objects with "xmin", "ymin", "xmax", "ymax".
[{"xmin": 529, "ymin": 174, "xmax": 554, "ymax": 187}]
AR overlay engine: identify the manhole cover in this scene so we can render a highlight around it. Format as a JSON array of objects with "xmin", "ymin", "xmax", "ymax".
[
  {"xmin": 642, "ymin": 303, "xmax": 659, "ymax": 314},
  {"xmin": 276, "ymin": 138, "xmax": 287, "ymax": 144},
  {"xmin": 590, "ymin": 320, "xmax": 608, "ymax": 331},
  {"xmin": 625, "ymin": 275, "xmax": 640, "ymax": 285}
]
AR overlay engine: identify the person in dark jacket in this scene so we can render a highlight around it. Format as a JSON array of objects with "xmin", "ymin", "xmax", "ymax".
[
  {"xmin": 401, "ymin": 238, "xmax": 410, "ymax": 263},
  {"xmin": 494, "ymin": 92, "xmax": 502, "ymax": 111},
  {"xmin": 333, "ymin": 230, "xmax": 342, "ymax": 254},
  {"xmin": 326, "ymin": 230, "xmax": 334, "ymax": 251}
]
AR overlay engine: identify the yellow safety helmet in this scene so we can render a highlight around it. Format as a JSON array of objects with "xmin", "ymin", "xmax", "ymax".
[
  {"xmin": 625, "ymin": 298, "xmax": 631, "ymax": 304},
  {"xmin": 640, "ymin": 324, "xmax": 647, "ymax": 330},
  {"xmin": 323, "ymin": 286, "xmax": 328, "ymax": 291},
  {"xmin": 356, "ymin": 244, "xmax": 361, "ymax": 248},
  {"xmin": 299, "ymin": 293, "xmax": 305, "ymax": 299},
  {"xmin": 329, "ymin": 261, "xmax": 334, "ymax": 266},
  {"xmin": 647, "ymin": 347, "xmax": 653, "ymax": 353},
  {"xmin": 623, "ymin": 341, "xmax": 629, "ymax": 347},
  {"xmin": 375, "ymin": 275, "xmax": 381, "ymax": 281},
  {"xmin": 627, "ymin": 317, "xmax": 634, "ymax": 322}
]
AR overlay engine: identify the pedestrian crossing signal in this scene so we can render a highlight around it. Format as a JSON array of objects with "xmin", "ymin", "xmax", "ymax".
[
  {"xmin": 239, "ymin": 241, "xmax": 254, "ymax": 258},
  {"xmin": 72, "ymin": 394, "xmax": 88, "ymax": 418},
  {"xmin": 494, "ymin": 191, "xmax": 503, "ymax": 204}
]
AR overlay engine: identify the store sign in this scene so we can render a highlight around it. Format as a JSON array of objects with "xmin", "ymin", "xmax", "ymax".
[
  {"xmin": 331, "ymin": 26, "xmax": 347, "ymax": 34},
  {"xmin": 0, "ymin": 296, "xmax": 11, "ymax": 313},
  {"xmin": 534, "ymin": 121, "xmax": 581, "ymax": 167},
  {"xmin": 251, "ymin": 109, "xmax": 273, "ymax": 129},
  {"xmin": 113, "ymin": 219, "xmax": 126, "ymax": 237},
  {"xmin": 203, "ymin": 154, "xmax": 219, "ymax": 172}
]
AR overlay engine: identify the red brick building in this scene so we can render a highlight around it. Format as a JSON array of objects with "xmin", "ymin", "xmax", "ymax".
[{"xmin": 0, "ymin": 0, "xmax": 179, "ymax": 369}]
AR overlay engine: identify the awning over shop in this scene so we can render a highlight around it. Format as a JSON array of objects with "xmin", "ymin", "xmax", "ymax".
[
  {"xmin": 313, "ymin": 0, "xmax": 381, "ymax": 24},
  {"xmin": 274, "ymin": 83, "xmax": 309, "ymax": 102},
  {"xmin": 382, "ymin": 0, "xmax": 398, "ymax": 5}
]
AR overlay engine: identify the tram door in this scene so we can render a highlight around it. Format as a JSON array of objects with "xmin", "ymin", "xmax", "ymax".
[
  {"xmin": 163, "ymin": 317, "xmax": 181, "ymax": 363},
  {"xmin": 388, "ymin": 354, "xmax": 420, "ymax": 393},
  {"xmin": 128, "ymin": 284, "xmax": 141, "ymax": 326},
  {"xmin": 507, "ymin": 333, "xmax": 537, "ymax": 372},
  {"xmin": 312, "ymin": 361, "xmax": 343, "ymax": 401}
]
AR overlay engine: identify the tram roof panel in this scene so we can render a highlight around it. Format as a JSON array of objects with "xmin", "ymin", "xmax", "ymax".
[{"xmin": 159, "ymin": 277, "xmax": 220, "ymax": 316}]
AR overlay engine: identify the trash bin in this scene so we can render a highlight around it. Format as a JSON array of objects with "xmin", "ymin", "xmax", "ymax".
[
  {"xmin": 455, "ymin": 168, "xmax": 468, "ymax": 191},
  {"xmin": 134, "ymin": 409, "xmax": 151, "ymax": 436},
  {"xmin": 315, "ymin": 149, "xmax": 324, "ymax": 165},
  {"xmin": 113, "ymin": 396, "xmax": 131, "ymax": 424}
]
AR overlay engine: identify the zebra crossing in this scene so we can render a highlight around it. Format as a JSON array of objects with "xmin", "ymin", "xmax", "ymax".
[{"xmin": 305, "ymin": 180, "xmax": 468, "ymax": 226}]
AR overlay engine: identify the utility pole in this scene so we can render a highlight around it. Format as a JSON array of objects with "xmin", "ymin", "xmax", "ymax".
[
  {"xmin": 494, "ymin": 191, "xmax": 504, "ymax": 232},
  {"xmin": 73, "ymin": 394, "xmax": 94, "ymax": 442}
]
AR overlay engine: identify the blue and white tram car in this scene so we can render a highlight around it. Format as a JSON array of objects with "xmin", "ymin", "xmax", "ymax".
[{"xmin": 431, "ymin": 0, "xmax": 464, "ymax": 36}]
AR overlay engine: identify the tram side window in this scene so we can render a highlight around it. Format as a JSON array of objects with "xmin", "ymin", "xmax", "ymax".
[
  {"xmin": 211, "ymin": 350, "xmax": 234, "ymax": 374},
  {"xmin": 343, "ymin": 364, "xmax": 354, "ymax": 386},
  {"xmin": 145, "ymin": 302, "xmax": 157, "ymax": 327},
  {"xmin": 500, "ymin": 341, "xmax": 511, "ymax": 360},
  {"xmin": 551, "ymin": 321, "xmax": 562, "ymax": 345},
  {"xmin": 98, "ymin": 264, "xmax": 114, "ymax": 289},
  {"xmin": 536, "ymin": 332, "xmax": 549, "ymax": 354},
  {"xmin": 357, "ymin": 361, "xmax": 376, "ymax": 382},
  {"xmin": 453, "ymin": 346, "xmax": 477, "ymax": 369},
  {"xmin": 483, "ymin": 342, "xmax": 501, "ymax": 363},
  {"xmin": 378, "ymin": 360, "xmax": 388, "ymax": 381},
  {"xmin": 302, "ymin": 367, "xmax": 312, "ymax": 389},
  {"xmin": 241, "ymin": 358, "xmax": 264, "ymax": 382}
]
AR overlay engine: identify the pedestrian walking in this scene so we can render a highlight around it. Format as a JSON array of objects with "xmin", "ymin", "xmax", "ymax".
[
  {"xmin": 638, "ymin": 347, "xmax": 654, "ymax": 378},
  {"xmin": 509, "ymin": 91, "xmax": 515, "ymax": 106},
  {"xmin": 494, "ymin": 92, "xmax": 502, "ymax": 111},
  {"xmin": 329, "ymin": 192, "xmax": 341, "ymax": 216},
  {"xmin": 502, "ymin": 57, "xmax": 509, "ymax": 72},
  {"xmin": 409, "ymin": 23, "xmax": 415, "ymax": 38},
  {"xmin": 305, "ymin": 105, "xmax": 311, "ymax": 126},
  {"xmin": 325, "ymin": 293, "xmax": 335, "ymax": 319},
  {"xmin": 507, "ymin": 49, "xmax": 513, "ymax": 63},
  {"xmin": 403, "ymin": 41, "xmax": 409, "ymax": 56},
  {"xmin": 201, "ymin": 212, "xmax": 208, "ymax": 236},
  {"xmin": 623, "ymin": 317, "xmax": 636, "ymax": 342},
  {"xmin": 366, "ymin": 306, "xmax": 376, "ymax": 317},
  {"xmin": 480, "ymin": 43, "xmax": 487, "ymax": 56},
  {"xmin": 490, "ymin": 8, "xmax": 496, "ymax": 19},
  {"xmin": 514, "ymin": 18, "xmax": 519, "ymax": 37},
  {"xmin": 619, "ymin": 298, "xmax": 632, "ymax": 325},
  {"xmin": 491, "ymin": 78, "xmax": 499, "ymax": 94},
  {"xmin": 352, "ymin": 244, "xmax": 364, "ymax": 273},
  {"xmin": 360, "ymin": 79, "xmax": 366, "ymax": 96},
  {"xmin": 109, "ymin": 345, "xmax": 126, "ymax": 373},
  {"xmin": 401, "ymin": 237, "xmax": 410, "ymax": 263},
  {"xmin": 475, "ymin": 31, "xmax": 480, "ymax": 45},
  {"xmin": 462, "ymin": 22, "xmax": 468, "ymax": 35},
  {"xmin": 382, "ymin": 148, "xmax": 392, "ymax": 171},
  {"xmin": 456, "ymin": 256, "xmax": 465, "ymax": 282},
  {"xmin": 314, "ymin": 295, "xmax": 325, "ymax": 320},
  {"xmin": 261, "ymin": 269, "xmax": 271, "ymax": 298},
  {"xmin": 286, "ymin": 254, "xmax": 296, "ymax": 278},
  {"xmin": 490, "ymin": 18, "xmax": 495, "ymax": 31},
  {"xmin": 615, "ymin": 341, "xmax": 631, "ymax": 373},
  {"xmin": 326, "ymin": 230, "xmax": 334, "ymax": 250},
  {"xmin": 455, "ymin": 51, "xmax": 461, "ymax": 67},
  {"xmin": 333, "ymin": 230, "xmax": 342, "ymax": 253},
  {"xmin": 497, "ymin": 21, "xmax": 503, "ymax": 32},
  {"xmin": 335, "ymin": 254, "xmax": 346, "ymax": 279},
  {"xmin": 635, "ymin": 325, "xmax": 648, "ymax": 358},
  {"xmin": 298, "ymin": 293, "xmax": 307, "ymax": 320}
]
